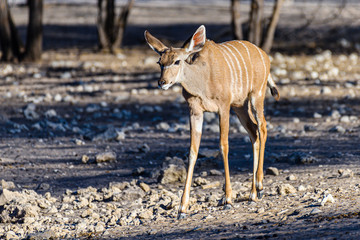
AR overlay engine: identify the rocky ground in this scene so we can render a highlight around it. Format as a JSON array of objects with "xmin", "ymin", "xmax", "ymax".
[{"xmin": 1, "ymin": 2, "xmax": 360, "ymax": 240}]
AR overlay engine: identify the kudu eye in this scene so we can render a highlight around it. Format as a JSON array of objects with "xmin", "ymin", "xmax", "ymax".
[{"xmin": 174, "ymin": 60, "xmax": 180, "ymax": 65}]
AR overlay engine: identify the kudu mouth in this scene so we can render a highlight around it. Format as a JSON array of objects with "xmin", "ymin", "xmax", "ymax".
[{"xmin": 158, "ymin": 79, "xmax": 173, "ymax": 90}]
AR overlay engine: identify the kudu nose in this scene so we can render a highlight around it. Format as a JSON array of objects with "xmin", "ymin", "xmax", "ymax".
[{"xmin": 158, "ymin": 79, "xmax": 166, "ymax": 87}]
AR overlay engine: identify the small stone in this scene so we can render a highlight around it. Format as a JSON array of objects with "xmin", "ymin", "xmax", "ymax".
[
  {"xmin": 201, "ymin": 181, "xmax": 221, "ymax": 189},
  {"xmin": 139, "ymin": 182, "xmax": 151, "ymax": 193},
  {"xmin": 298, "ymin": 185, "xmax": 306, "ymax": 191},
  {"xmin": 0, "ymin": 189, "xmax": 19, "ymax": 205},
  {"xmin": 290, "ymin": 152, "xmax": 318, "ymax": 164},
  {"xmin": 340, "ymin": 116, "xmax": 350, "ymax": 123},
  {"xmin": 209, "ymin": 169, "xmax": 223, "ymax": 176},
  {"xmin": 54, "ymin": 94, "xmax": 62, "ymax": 102},
  {"xmin": 309, "ymin": 208, "xmax": 322, "ymax": 215},
  {"xmin": 94, "ymin": 222, "xmax": 105, "ymax": 232},
  {"xmin": 38, "ymin": 183, "xmax": 50, "ymax": 191},
  {"xmin": 329, "ymin": 126, "xmax": 346, "ymax": 133},
  {"xmin": 159, "ymin": 164, "xmax": 186, "ymax": 184},
  {"xmin": 5, "ymin": 231, "xmax": 17, "ymax": 240},
  {"xmin": 330, "ymin": 110, "xmax": 341, "ymax": 119},
  {"xmin": 277, "ymin": 184, "xmax": 297, "ymax": 195},
  {"xmin": 44, "ymin": 109, "xmax": 57, "ymax": 118},
  {"xmin": 95, "ymin": 151, "xmax": 116, "ymax": 163},
  {"xmin": 1, "ymin": 179, "xmax": 16, "ymax": 190},
  {"xmin": 194, "ymin": 177, "xmax": 210, "ymax": 186},
  {"xmin": 204, "ymin": 112, "xmax": 217, "ymax": 123},
  {"xmin": 24, "ymin": 103, "xmax": 39, "ymax": 120},
  {"xmin": 81, "ymin": 155, "xmax": 90, "ymax": 164},
  {"xmin": 320, "ymin": 87, "xmax": 332, "ymax": 94},
  {"xmin": 266, "ymin": 167, "xmax": 279, "ymax": 176},
  {"xmin": 198, "ymin": 148, "xmax": 220, "ymax": 158},
  {"xmin": 74, "ymin": 139, "xmax": 85, "ymax": 145},
  {"xmin": 133, "ymin": 167, "xmax": 145, "ymax": 176},
  {"xmin": 93, "ymin": 126, "xmax": 124, "ymax": 142},
  {"xmin": 256, "ymin": 207, "xmax": 265, "ymax": 214},
  {"xmin": 156, "ymin": 122, "xmax": 170, "ymax": 131},
  {"xmin": 338, "ymin": 169, "xmax": 353, "ymax": 178},
  {"xmin": 320, "ymin": 194, "xmax": 335, "ymax": 206},
  {"xmin": 138, "ymin": 209, "xmax": 153, "ymax": 219},
  {"xmin": 138, "ymin": 144, "xmax": 150, "ymax": 153},
  {"xmin": 313, "ymin": 112, "xmax": 322, "ymax": 119},
  {"xmin": 206, "ymin": 124, "xmax": 220, "ymax": 133},
  {"xmin": 286, "ymin": 174, "xmax": 296, "ymax": 181}
]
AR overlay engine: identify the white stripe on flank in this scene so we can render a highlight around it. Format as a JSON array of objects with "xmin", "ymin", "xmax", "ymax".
[
  {"xmin": 215, "ymin": 45, "xmax": 234, "ymax": 101},
  {"xmin": 223, "ymin": 43, "xmax": 242, "ymax": 96},
  {"xmin": 217, "ymin": 44, "xmax": 236, "ymax": 98},
  {"xmin": 238, "ymin": 41, "xmax": 251, "ymax": 92},
  {"xmin": 227, "ymin": 42, "xmax": 248, "ymax": 95},
  {"xmin": 255, "ymin": 46, "xmax": 267, "ymax": 96}
]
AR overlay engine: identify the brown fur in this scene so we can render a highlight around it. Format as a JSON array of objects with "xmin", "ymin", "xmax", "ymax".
[{"xmin": 145, "ymin": 25, "xmax": 279, "ymax": 218}]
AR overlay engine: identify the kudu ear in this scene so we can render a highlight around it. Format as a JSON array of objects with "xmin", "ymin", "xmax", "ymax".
[
  {"xmin": 185, "ymin": 25, "xmax": 206, "ymax": 53},
  {"xmin": 144, "ymin": 30, "xmax": 168, "ymax": 55}
]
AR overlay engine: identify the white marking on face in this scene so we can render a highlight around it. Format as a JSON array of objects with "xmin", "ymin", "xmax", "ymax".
[
  {"xmin": 254, "ymin": 46, "xmax": 267, "ymax": 97},
  {"xmin": 161, "ymin": 83, "xmax": 173, "ymax": 90},
  {"xmin": 238, "ymin": 41, "xmax": 251, "ymax": 92},
  {"xmin": 222, "ymin": 44, "xmax": 241, "ymax": 97}
]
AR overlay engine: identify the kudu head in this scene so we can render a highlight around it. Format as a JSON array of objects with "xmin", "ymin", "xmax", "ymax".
[{"xmin": 144, "ymin": 25, "xmax": 206, "ymax": 90}]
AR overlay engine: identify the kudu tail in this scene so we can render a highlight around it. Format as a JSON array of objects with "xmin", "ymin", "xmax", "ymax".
[{"xmin": 267, "ymin": 75, "xmax": 280, "ymax": 101}]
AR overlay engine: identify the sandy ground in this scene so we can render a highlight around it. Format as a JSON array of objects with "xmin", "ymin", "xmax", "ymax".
[{"xmin": 0, "ymin": 2, "xmax": 360, "ymax": 239}]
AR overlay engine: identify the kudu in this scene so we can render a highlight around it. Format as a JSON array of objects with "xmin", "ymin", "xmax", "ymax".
[{"xmin": 145, "ymin": 25, "xmax": 280, "ymax": 219}]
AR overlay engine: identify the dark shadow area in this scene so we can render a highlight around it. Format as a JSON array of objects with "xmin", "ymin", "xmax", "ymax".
[
  {"xmin": 13, "ymin": 23, "xmax": 360, "ymax": 54},
  {"xmin": 114, "ymin": 214, "xmax": 360, "ymax": 239}
]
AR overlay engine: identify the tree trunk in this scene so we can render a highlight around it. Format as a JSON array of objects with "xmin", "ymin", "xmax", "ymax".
[
  {"xmin": 97, "ymin": 0, "xmax": 134, "ymax": 52},
  {"xmin": 23, "ymin": 0, "xmax": 43, "ymax": 62},
  {"xmin": 0, "ymin": 0, "xmax": 23, "ymax": 62},
  {"xmin": 248, "ymin": 0, "xmax": 264, "ymax": 46},
  {"xmin": 97, "ymin": 0, "xmax": 110, "ymax": 49},
  {"xmin": 105, "ymin": 0, "xmax": 115, "ymax": 43},
  {"xmin": 113, "ymin": 0, "xmax": 134, "ymax": 50},
  {"xmin": 261, "ymin": 0, "xmax": 284, "ymax": 53},
  {"xmin": 231, "ymin": 0, "xmax": 242, "ymax": 40}
]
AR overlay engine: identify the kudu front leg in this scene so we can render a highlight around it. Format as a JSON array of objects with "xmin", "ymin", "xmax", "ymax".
[
  {"xmin": 178, "ymin": 111, "xmax": 203, "ymax": 219},
  {"xmin": 219, "ymin": 109, "xmax": 233, "ymax": 209}
]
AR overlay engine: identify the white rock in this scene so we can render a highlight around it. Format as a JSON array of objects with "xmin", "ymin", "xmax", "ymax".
[
  {"xmin": 95, "ymin": 151, "xmax": 117, "ymax": 163},
  {"xmin": 277, "ymin": 184, "xmax": 296, "ymax": 195},
  {"xmin": 24, "ymin": 104, "xmax": 39, "ymax": 120},
  {"xmin": 44, "ymin": 109, "xmax": 57, "ymax": 118},
  {"xmin": 320, "ymin": 193, "xmax": 335, "ymax": 206},
  {"xmin": 313, "ymin": 112, "xmax": 322, "ymax": 119}
]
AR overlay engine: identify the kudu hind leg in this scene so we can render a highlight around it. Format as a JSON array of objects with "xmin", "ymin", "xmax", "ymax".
[
  {"xmin": 250, "ymin": 97, "xmax": 267, "ymax": 200},
  {"xmin": 178, "ymin": 111, "xmax": 203, "ymax": 219},
  {"xmin": 233, "ymin": 105, "xmax": 259, "ymax": 201}
]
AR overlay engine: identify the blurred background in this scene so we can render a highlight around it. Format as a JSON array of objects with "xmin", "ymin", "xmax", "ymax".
[{"xmin": 1, "ymin": 0, "xmax": 360, "ymax": 62}]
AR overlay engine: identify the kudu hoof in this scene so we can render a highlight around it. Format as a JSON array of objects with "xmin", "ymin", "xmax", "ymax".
[{"xmin": 257, "ymin": 190, "xmax": 264, "ymax": 200}]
